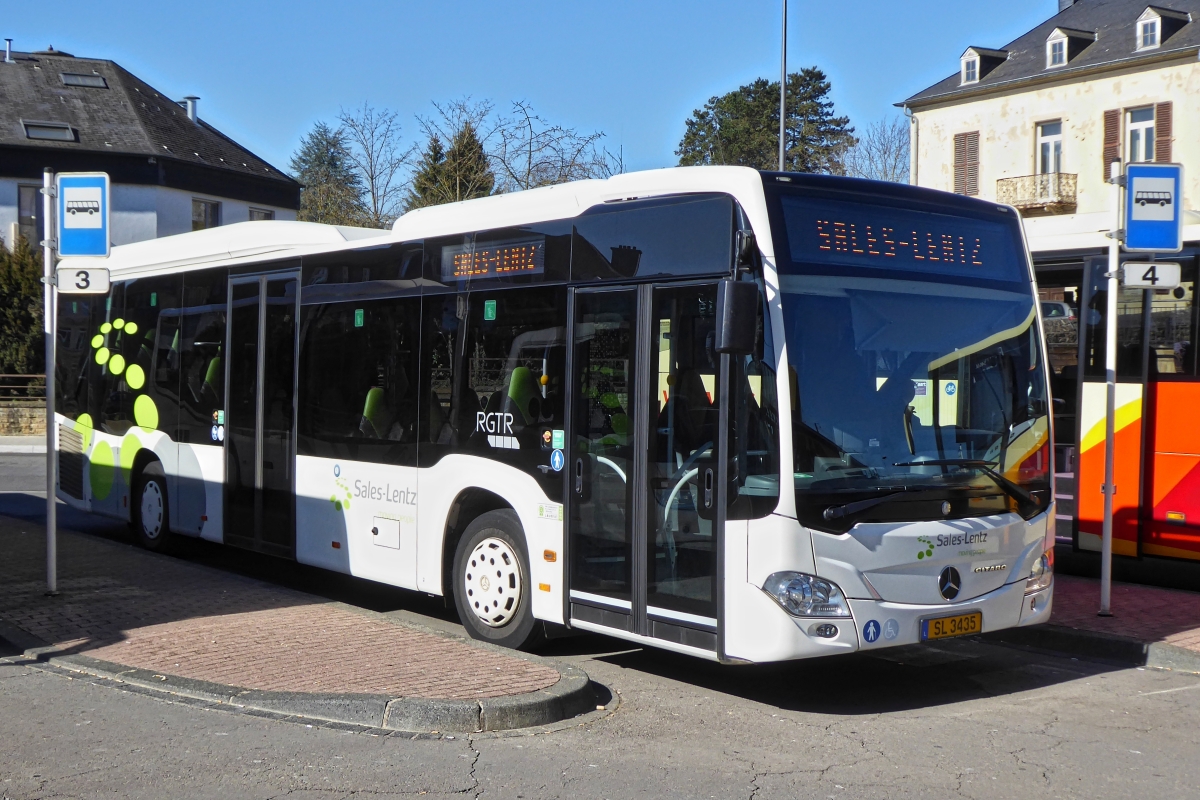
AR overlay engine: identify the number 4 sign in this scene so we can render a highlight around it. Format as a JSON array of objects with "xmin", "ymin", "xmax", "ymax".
[{"xmin": 1122, "ymin": 261, "xmax": 1181, "ymax": 290}]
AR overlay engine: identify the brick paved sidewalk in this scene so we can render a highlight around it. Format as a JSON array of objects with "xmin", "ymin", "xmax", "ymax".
[
  {"xmin": 0, "ymin": 517, "xmax": 559, "ymax": 700},
  {"xmin": 1050, "ymin": 573, "xmax": 1200, "ymax": 653}
]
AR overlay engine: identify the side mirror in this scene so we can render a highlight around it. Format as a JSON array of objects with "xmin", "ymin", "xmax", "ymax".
[{"xmin": 715, "ymin": 279, "xmax": 759, "ymax": 355}]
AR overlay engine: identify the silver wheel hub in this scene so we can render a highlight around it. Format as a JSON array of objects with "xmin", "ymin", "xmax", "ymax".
[
  {"xmin": 140, "ymin": 481, "xmax": 164, "ymax": 540},
  {"xmin": 464, "ymin": 537, "xmax": 522, "ymax": 628}
]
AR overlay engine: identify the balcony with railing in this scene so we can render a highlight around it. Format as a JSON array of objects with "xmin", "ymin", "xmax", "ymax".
[{"xmin": 995, "ymin": 172, "xmax": 1077, "ymax": 212}]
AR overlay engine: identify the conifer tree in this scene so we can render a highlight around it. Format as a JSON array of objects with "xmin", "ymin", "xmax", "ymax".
[
  {"xmin": 289, "ymin": 122, "xmax": 369, "ymax": 225},
  {"xmin": 677, "ymin": 68, "xmax": 856, "ymax": 174}
]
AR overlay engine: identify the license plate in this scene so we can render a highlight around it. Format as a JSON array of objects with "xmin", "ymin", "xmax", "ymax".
[{"xmin": 921, "ymin": 611, "xmax": 982, "ymax": 642}]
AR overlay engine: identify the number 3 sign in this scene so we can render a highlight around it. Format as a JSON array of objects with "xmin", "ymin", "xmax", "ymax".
[{"xmin": 54, "ymin": 266, "xmax": 111, "ymax": 295}]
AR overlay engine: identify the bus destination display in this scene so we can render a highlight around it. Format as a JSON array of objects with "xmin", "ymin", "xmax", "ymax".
[
  {"xmin": 779, "ymin": 195, "xmax": 1023, "ymax": 283},
  {"xmin": 441, "ymin": 236, "xmax": 545, "ymax": 281}
]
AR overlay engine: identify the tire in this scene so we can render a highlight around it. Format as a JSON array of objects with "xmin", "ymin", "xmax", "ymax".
[
  {"xmin": 452, "ymin": 509, "xmax": 543, "ymax": 650},
  {"xmin": 134, "ymin": 462, "xmax": 172, "ymax": 552}
]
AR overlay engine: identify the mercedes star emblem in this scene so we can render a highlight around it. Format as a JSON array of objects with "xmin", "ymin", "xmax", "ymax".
[{"xmin": 938, "ymin": 566, "xmax": 962, "ymax": 600}]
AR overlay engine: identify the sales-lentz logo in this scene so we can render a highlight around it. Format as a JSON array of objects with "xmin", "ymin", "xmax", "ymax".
[{"xmin": 329, "ymin": 463, "xmax": 416, "ymax": 512}]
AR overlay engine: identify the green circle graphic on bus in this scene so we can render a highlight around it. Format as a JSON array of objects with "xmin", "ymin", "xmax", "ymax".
[
  {"xmin": 90, "ymin": 439, "xmax": 114, "ymax": 500},
  {"xmin": 120, "ymin": 431, "xmax": 142, "ymax": 483},
  {"xmin": 74, "ymin": 413, "xmax": 94, "ymax": 451},
  {"xmin": 916, "ymin": 536, "xmax": 935, "ymax": 560},
  {"xmin": 125, "ymin": 364, "xmax": 145, "ymax": 390},
  {"xmin": 87, "ymin": 318, "xmax": 159, "ymax": 434},
  {"xmin": 329, "ymin": 465, "xmax": 352, "ymax": 511},
  {"xmin": 134, "ymin": 395, "xmax": 159, "ymax": 430}
]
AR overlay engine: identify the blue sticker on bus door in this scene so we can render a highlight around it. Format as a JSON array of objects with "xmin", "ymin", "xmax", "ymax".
[
  {"xmin": 550, "ymin": 449, "xmax": 565, "ymax": 472},
  {"xmin": 863, "ymin": 620, "xmax": 881, "ymax": 643}
]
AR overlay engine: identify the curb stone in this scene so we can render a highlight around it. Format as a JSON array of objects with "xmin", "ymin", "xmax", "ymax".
[
  {"xmin": 0, "ymin": 620, "xmax": 602, "ymax": 734},
  {"xmin": 983, "ymin": 623, "xmax": 1200, "ymax": 674}
]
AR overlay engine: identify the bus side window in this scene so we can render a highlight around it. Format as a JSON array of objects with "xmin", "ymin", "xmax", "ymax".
[
  {"xmin": 178, "ymin": 271, "xmax": 228, "ymax": 444},
  {"xmin": 455, "ymin": 287, "xmax": 567, "ymax": 492},
  {"xmin": 122, "ymin": 275, "xmax": 181, "ymax": 436},
  {"xmin": 419, "ymin": 294, "xmax": 459, "ymax": 448},
  {"xmin": 296, "ymin": 296, "xmax": 420, "ymax": 465}
]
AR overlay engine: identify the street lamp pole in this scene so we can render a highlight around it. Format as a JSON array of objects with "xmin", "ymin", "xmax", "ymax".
[{"xmin": 779, "ymin": 0, "xmax": 787, "ymax": 171}]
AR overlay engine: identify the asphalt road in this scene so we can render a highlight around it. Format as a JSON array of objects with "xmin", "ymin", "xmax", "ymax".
[{"xmin": 3, "ymin": 453, "xmax": 1199, "ymax": 799}]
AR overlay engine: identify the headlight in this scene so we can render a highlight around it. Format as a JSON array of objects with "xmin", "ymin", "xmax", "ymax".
[
  {"xmin": 762, "ymin": 572, "xmax": 850, "ymax": 617},
  {"xmin": 1024, "ymin": 548, "xmax": 1054, "ymax": 595}
]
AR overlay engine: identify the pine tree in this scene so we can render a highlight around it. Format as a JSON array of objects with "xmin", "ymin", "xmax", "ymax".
[
  {"xmin": 0, "ymin": 235, "xmax": 44, "ymax": 376},
  {"xmin": 443, "ymin": 122, "xmax": 495, "ymax": 203},
  {"xmin": 289, "ymin": 122, "xmax": 369, "ymax": 225},
  {"xmin": 404, "ymin": 123, "xmax": 495, "ymax": 210},
  {"xmin": 676, "ymin": 68, "xmax": 856, "ymax": 174},
  {"xmin": 403, "ymin": 134, "xmax": 448, "ymax": 212}
]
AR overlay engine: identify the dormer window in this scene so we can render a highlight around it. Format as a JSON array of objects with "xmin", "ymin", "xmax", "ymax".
[
  {"xmin": 1140, "ymin": 18, "xmax": 1159, "ymax": 48},
  {"xmin": 963, "ymin": 58, "xmax": 979, "ymax": 84},
  {"xmin": 1049, "ymin": 39, "xmax": 1066, "ymax": 66},
  {"xmin": 959, "ymin": 47, "xmax": 1007, "ymax": 86},
  {"xmin": 1136, "ymin": 7, "xmax": 1191, "ymax": 52},
  {"xmin": 1045, "ymin": 27, "xmax": 1095, "ymax": 69}
]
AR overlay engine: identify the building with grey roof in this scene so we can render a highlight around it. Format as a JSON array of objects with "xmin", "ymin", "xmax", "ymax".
[
  {"xmin": 901, "ymin": 0, "xmax": 1200, "ymax": 569},
  {"xmin": 0, "ymin": 42, "xmax": 300, "ymax": 251}
]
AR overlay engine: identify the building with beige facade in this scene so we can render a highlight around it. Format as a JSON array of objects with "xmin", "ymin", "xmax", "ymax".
[{"xmin": 903, "ymin": 0, "xmax": 1200, "ymax": 564}]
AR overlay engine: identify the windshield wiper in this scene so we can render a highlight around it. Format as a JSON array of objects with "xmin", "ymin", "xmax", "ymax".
[
  {"xmin": 891, "ymin": 458, "xmax": 1040, "ymax": 512},
  {"xmin": 822, "ymin": 484, "xmax": 946, "ymax": 521}
]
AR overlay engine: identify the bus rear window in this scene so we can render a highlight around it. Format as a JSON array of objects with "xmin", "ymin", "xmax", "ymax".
[{"xmin": 776, "ymin": 194, "xmax": 1026, "ymax": 285}]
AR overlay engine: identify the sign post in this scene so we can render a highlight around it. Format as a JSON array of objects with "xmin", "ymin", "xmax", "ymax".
[
  {"xmin": 1099, "ymin": 161, "xmax": 1185, "ymax": 617},
  {"xmin": 41, "ymin": 169, "xmax": 57, "ymax": 595},
  {"xmin": 44, "ymin": 171, "xmax": 111, "ymax": 595}
]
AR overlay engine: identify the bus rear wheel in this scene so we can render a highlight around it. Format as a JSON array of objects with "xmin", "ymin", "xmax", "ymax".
[
  {"xmin": 453, "ymin": 510, "xmax": 542, "ymax": 650},
  {"xmin": 134, "ymin": 462, "xmax": 172, "ymax": 553}
]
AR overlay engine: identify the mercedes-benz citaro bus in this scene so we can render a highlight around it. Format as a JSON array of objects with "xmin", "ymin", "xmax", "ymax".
[{"xmin": 53, "ymin": 167, "xmax": 1055, "ymax": 663}]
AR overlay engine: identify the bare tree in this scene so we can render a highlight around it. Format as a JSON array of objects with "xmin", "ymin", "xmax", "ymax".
[
  {"xmin": 492, "ymin": 101, "xmax": 621, "ymax": 192},
  {"xmin": 844, "ymin": 115, "xmax": 910, "ymax": 184},
  {"xmin": 338, "ymin": 103, "xmax": 410, "ymax": 227}
]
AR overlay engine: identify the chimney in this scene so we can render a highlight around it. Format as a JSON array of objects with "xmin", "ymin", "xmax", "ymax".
[
  {"xmin": 4, "ymin": 39, "xmax": 12, "ymax": 63},
  {"xmin": 1058, "ymin": 0, "xmax": 1075, "ymax": 11},
  {"xmin": 182, "ymin": 96, "xmax": 199, "ymax": 122}
]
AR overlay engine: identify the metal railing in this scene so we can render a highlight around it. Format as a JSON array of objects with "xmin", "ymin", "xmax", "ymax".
[
  {"xmin": 995, "ymin": 172, "xmax": 1077, "ymax": 210},
  {"xmin": 0, "ymin": 374, "xmax": 46, "ymax": 406}
]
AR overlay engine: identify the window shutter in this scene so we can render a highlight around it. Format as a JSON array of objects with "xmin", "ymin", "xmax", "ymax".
[
  {"xmin": 1155, "ymin": 102, "xmax": 1172, "ymax": 162},
  {"xmin": 1102, "ymin": 109, "xmax": 1121, "ymax": 180},
  {"xmin": 953, "ymin": 131, "xmax": 980, "ymax": 196}
]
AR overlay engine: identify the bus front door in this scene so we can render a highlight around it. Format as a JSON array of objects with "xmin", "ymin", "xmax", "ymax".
[
  {"xmin": 224, "ymin": 272, "xmax": 299, "ymax": 557},
  {"xmin": 568, "ymin": 283, "xmax": 724, "ymax": 654}
]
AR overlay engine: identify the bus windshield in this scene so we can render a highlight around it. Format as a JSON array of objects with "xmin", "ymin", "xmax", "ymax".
[{"xmin": 770, "ymin": 191, "xmax": 1051, "ymax": 528}]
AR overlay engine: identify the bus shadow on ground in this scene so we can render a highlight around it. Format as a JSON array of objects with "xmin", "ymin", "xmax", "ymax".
[
  {"xmin": 0, "ymin": 492, "xmax": 1119, "ymax": 716},
  {"xmin": 537, "ymin": 632, "xmax": 1121, "ymax": 715},
  {"xmin": 0, "ymin": 491, "xmax": 458, "ymax": 641}
]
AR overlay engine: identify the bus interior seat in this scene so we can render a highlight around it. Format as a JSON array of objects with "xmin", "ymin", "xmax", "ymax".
[
  {"xmin": 360, "ymin": 387, "xmax": 394, "ymax": 439},
  {"xmin": 200, "ymin": 356, "xmax": 222, "ymax": 407},
  {"xmin": 504, "ymin": 366, "xmax": 540, "ymax": 427}
]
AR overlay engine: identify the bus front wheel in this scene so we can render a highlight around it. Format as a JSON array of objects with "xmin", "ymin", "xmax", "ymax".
[
  {"xmin": 134, "ymin": 462, "xmax": 172, "ymax": 553},
  {"xmin": 453, "ymin": 509, "xmax": 542, "ymax": 650}
]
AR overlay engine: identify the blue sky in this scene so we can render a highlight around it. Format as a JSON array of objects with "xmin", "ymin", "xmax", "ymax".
[{"xmin": 8, "ymin": 0, "xmax": 1056, "ymax": 175}]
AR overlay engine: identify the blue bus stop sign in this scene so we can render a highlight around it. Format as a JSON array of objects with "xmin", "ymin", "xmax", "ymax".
[
  {"xmin": 1124, "ymin": 163, "xmax": 1183, "ymax": 253},
  {"xmin": 56, "ymin": 172, "xmax": 110, "ymax": 258}
]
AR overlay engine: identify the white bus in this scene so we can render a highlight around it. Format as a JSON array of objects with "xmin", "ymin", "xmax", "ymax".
[{"xmin": 54, "ymin": 166, "xmax": 1055, "ymax": 662}]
